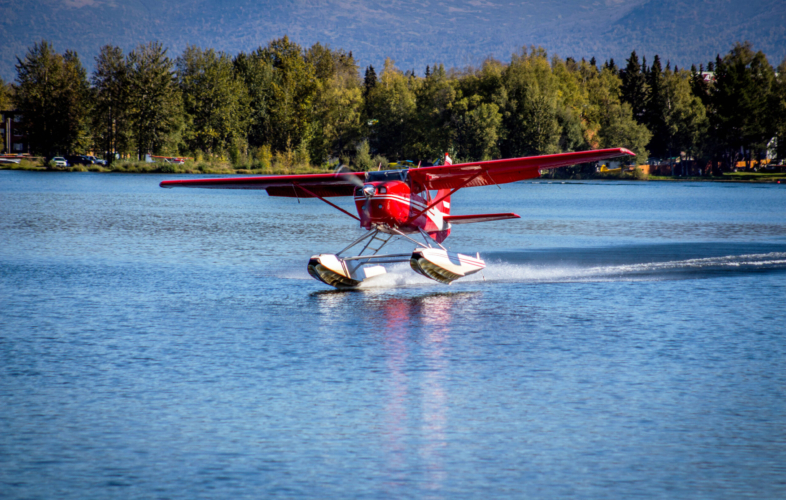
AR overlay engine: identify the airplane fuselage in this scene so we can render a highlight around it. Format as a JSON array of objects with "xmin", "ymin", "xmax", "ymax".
[{"xmin": 352, "ymin": 170, "xmax": 452, "ymax": 243}]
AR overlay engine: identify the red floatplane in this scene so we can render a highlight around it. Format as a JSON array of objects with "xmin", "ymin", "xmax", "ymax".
[{"xmin": 161, "ymin": 148, "xmax": 634, "ymax": 288}]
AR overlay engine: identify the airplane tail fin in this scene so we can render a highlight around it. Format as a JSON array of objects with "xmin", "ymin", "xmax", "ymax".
[{"xmin": 436, "ymin": 189, "xmax": 451, "ymax": 216}]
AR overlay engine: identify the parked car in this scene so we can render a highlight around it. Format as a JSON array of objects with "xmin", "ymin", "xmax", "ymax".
[
  {"xmin": 65, "ymin": 155, "xmax": 92, "ymax": 166},
  {"xmin": 51, "ymin": 157, "xmax": 68, "ymax": 167},
  {"xmin": 86, "ymin": 155, "xmax": 107, "ymax": 166}
]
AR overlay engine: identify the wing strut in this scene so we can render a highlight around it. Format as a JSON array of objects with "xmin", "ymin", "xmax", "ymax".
[
  {"xmin": 293, "ymin": 182, "xmax": 360, "ymax": 221},
  {"xmin": 405, "ymin": 171, "xmax": 484, "ymax": 224}
]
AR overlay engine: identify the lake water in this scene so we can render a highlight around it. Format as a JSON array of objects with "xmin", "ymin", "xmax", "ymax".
[{"xmin": 1, "ymin": 170, "xmax": 785, "ymax": 499}]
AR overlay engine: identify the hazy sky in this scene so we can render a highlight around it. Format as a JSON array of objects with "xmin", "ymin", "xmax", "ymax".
[{"xmin": 2, "ymin": 0, "xmax": 784, "ymax": 80}]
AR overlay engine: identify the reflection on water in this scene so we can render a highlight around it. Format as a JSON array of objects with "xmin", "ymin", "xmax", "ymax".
[
  {"xmin": 314, "ymin": 292, "xmax": 475, "ymax": 495},
  {"xmin": 419, "ymin": 294, "xmax": 455, "ymax": 494}
]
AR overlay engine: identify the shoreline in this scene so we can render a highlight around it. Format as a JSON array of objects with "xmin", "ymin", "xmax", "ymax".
[{"xmin": 2, "ymin": 163, "xmax": 784, "ymax": 183}]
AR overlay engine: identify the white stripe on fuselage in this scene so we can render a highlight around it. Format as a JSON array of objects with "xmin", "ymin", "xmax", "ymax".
[{"xmin": 355, "ymin": 194, "xmax": 447, "ymax": 228}]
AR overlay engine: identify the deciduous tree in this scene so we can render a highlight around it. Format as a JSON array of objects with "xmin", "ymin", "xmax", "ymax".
[
  {"xmin": 586, "ymin": 66, "xmax": 651, "ymax": 164},
  {"xmin": 177, "ymin": 46, "xmax": 249, "ymax": 157},
  {"xmin": 259, "ymin": 36, "xmax": 318, "ymax": 155},
  {"xmin": 365, "ymin": 58, "xmax": 417, "ymax": 160},
  {"xmin": 500, "ymin": 47, "xmax": 561, "ymax": 157}
]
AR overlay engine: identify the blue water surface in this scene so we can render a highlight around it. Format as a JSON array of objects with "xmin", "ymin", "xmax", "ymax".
[{"xmin": 1, "ymin": 171, "xmax": 785, "ymax": 499}]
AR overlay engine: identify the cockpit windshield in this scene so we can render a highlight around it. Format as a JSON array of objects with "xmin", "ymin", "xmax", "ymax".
[{"xmin": 365, "ymin": 169, "xmax": 408, "ymax": 183}]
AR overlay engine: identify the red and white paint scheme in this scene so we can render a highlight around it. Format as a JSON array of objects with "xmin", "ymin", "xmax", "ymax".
[{"xmin": 161, "ymin": 148, "xmax": 635, "ymax": 288}]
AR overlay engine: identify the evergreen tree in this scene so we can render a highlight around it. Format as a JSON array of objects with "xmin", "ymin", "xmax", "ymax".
[
  {"xmin": 773, "ymin": 59, "xmax": 786, "ymax": 162},
  {"xmin": 126, "ymin": 42, "xmax": 182, "ymax": 160},
  {"xmin": 363, "ymin": 65, "xmax": 377, "ymax": 100},
  {"xmin": 60, "ymin": 51, "xmax": 92, "ymax": 153},
  {"xmin": 709, "ymin": 42, "xmax": 776, "ymax": 167},
  {"xmin": 644, "ymin": 55, "xmax": 669, "ymax": 158},
  {"xmin": 14, "ymin": 40, "xmax": 90, "ymax": 156},
  {"xmin": 620, "ymin": 51, "xmax": 648, "ymax": 123},
  {"xmin": 92, "ymin": 45, "xmax": 130, "ymax": 162}
]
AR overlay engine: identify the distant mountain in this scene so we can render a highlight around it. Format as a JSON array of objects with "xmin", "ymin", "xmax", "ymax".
[{"xmin": 1, "ymin": 0, "xmax": 784, "ymax": 82}]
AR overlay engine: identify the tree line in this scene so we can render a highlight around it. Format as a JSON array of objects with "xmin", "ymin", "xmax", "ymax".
[{"xmin": 3, "ymin": 37, "xmax": 785, "ymax": 172}]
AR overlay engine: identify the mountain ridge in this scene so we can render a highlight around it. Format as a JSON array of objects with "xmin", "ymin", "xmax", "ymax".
[{"xmin": 1, "ymin": 0, "xmax": 784, "ymax": 82}]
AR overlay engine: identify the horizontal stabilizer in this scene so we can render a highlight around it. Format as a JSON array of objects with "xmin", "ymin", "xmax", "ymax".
[{"xmin": 443, "ymin": 213, "xmax": 520, "ymax": 225}]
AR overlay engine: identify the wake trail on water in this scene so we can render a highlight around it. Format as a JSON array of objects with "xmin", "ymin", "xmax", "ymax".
[
  {"xmin": 473, "ymin": 251, "xmax": 786, "ymax": 284},
  {"xmin": 276, "ymin": 243, "xmax": 786, "ymax": 288}
]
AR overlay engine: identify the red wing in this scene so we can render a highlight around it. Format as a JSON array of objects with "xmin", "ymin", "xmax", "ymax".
[
  {"xmin": 444, "ymin": 213, "xmax": 520, "ymax": 225},
  {"xmin": 408, "ymin": 148, "xmax": 635, "ymax": 191},
  {"xmin": 159, "ymin": 172, "xmax": 364, "ymax": 198}
]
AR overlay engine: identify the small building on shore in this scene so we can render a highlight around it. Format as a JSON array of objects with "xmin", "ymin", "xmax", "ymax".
[{"xmin": 0, "ymin": 110, "xmax": 28, "ymax": 155}]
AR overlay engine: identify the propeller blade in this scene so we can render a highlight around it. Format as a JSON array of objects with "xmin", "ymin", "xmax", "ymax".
[{"xmin": 335, "ymin": 165, "xmax": 365, "ymax": 188}]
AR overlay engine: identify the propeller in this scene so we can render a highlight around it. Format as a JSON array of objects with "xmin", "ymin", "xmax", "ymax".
[
  {"xmin": 334, "ymin": 165, "xmax": 373, "ymax": 221},
  {"xmin": 334, "ymin": 164, "xmax": 365, "ymax": 189}
]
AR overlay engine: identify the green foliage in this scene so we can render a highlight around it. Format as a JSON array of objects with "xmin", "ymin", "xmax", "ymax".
[
  {"xmin": 371, "ymin": 154, "xmax": 389, "ymax": 170},
  {"xmin": 10, "ymin": 37, "xmax": 783, "ymax": 174},
  {"xmin": 709, "ymin": 42, "xmax": 777, "ymax": 165},
  {"xmin": 14, "ymin": 40, "xmax": 91, "ymax": 156},
  {"xmin": 452, "ymin": 98, "xmax": 502, "ymax": 160},
  {"xmin": 354, "ymin": 139, "xmax": 374, "ymax": 170},
  {"xmin": 126, "ymin": 42, "xmax": 182, "ymax": 160},
  {"xmin": 644, "ymin": 55, "xmax": 670, "ymax": 158},
  {"xmin": 234, "ymin": 50, "xmax": 276, "ymax": 150},
  {"xmin": 254, "ymin": 144, "xmax": 272, "ymax": 169},
  {"xmin": 309, "ymin": 44, "xmax": 363, "ymax": 163},
  {"xmin": 620, "ymin": 51, "xmax": 648, "ymax": 123},
  {"xmin": 773, "ymin": 59, "xmax": 786, "ymax": 162},
  {"xmin": 410, "ymin": 64, "xmax": 456, "ymax": 158},
  {"xmin": 259, "ymin": 36, "xmax": 318, "ymax": 154},
  {"xmin": 92, "ymin": 45, "xmax": 130, "ymax": 162},
  {"xmin": 662, "ymin": 69, "xmax": 708, "ymax": 159},
  {"xmin": 0, "ymin": 76, "xmax": 11, "ymax": 114},
  {"xmin": 633, "ymin": 166, "xmax": 649, "ymax": 180},
  {"xmin": 585, "ymin": 67, "xmax": 652, "ymax": 164},
  {"xmin": 500, "ymin": 47, "xmax": 561, "ymax": 157},
  {"xmin": 365, "ymin": 58, "xmax": 417, "ymax": 160},
  {"xmin": 178, "ymin": 46, "xmax": 249, "ymax": 158}
]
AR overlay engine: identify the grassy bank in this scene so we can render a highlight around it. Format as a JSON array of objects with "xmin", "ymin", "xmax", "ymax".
[
  {"xmin": 3, "ymin": 160, "xmax": 785, "ymax": 182},
  {"xmin": 648, "ymin": 172, "xmax": 786, "ymax": 182},
  {"xmin": 1, "ymin": 159, "xmax": 331, "ymax": 175}
]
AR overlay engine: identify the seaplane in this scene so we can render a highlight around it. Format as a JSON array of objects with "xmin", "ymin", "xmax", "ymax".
[{"xmin": 160, "ymin": 148, "xmax": 634, "ymax": 288}]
